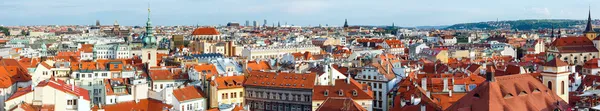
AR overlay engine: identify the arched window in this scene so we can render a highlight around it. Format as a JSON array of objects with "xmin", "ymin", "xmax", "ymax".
[
  {"xmin": 147, "ymin": 53, "xmax": 151, "ymax": 60},
  {"xmin": 548, "ymin": 81, "xmax": 553, "ymax": 90},
  {"xmin": 561, "ymin": 81, "xmax": 565, "ymax": 95}
]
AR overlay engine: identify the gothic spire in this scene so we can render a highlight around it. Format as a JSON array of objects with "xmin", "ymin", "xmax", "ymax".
[
  {"xmin": 585, "ymin": 7, "xmax": 595, "ymax": 33},
  {"xmin": 343, "ymin": 19, "xmax": 348, "ymax": 28}
]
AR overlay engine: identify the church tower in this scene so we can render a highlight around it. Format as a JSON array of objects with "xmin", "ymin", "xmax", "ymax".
[
  {"xmin": 142, "ymin": 6, "xmax": 158, "ymax": 68},
  {"xmin": 343, "ymin": 19, "xmax": 349, "ymax": 28},
  {"xmin": 584, "ymin": 8, "xmax": 597, "ymax": 40},
  {"xmin": 541, "ymin": 58, "xmax": 570, "ymax": 103}
]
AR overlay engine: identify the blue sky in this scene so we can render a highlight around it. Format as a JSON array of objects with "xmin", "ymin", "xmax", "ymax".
[{"xmin": 0, "ymin": 0, "xmax": 598, "ymax": 27}]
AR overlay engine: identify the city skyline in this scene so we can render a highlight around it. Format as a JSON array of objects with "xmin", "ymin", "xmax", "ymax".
[{"xmin": 1, "ymin": 0, "xmax": 600, "ymax": 27}]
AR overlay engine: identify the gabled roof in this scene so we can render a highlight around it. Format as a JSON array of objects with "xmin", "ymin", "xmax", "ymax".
[
  {"xmin": 245, "ymin": 61, "xmax": 271, "ymax": 71},
  {"xmin": 544, "ymin": 58, "xmax": 568, "ymax": 67},
  {"xmin": 313, "ymin": 79, "xmax": 373, "ymax": 100},
  {"xmin": 98, "ymin": 99, "xmax": 172, "ymax": 111},
  {"xmin": 315, "ymin": 97, "xmax": 368, "ymax": 111},
  {"xmin": 212, "ymin": 75, "xmax": 244, "ymax": 89},
  {"xmin": 244, "ymin": 71, "xmax": 316, "ymax": 89},
  {"xmin": 148, "ymin": 68, "xmax": 188, "ymax": 81},
  {"xmin": 173, "ymin": 86, "xmax": 205, "ymax": 102},
  {"xmin": 37, "ymin": 79, "xmax": 90, "ymax": 100},
  {"xmin": 445, "ymin": 74, "xmax": 570, "ymax": 111},
  {"xmin": 550, "ymin": 36, "xmax": 594, "ymax": 47},
  {"xmin": 192, "ymin": 27, "xmax": 220, "ymax": 35}
]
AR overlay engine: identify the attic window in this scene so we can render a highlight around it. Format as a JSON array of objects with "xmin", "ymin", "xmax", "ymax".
[
  {"xmin": 519, "ymin": 91, "xmax": 527, "ymax": 96},
  {"xmin": 352, "ymin": 90, "xmax": 358, "ymax": 96},
  {"xmin": 338, "ymin": 90, "xmax": 344, "ymax": 96},
  {"xmin": 533, "ymin": 88, "xmax": 541, "ymax": 93},
  {"xmin": 324, "ymin": 90, "xmax": 329, "ymax": 96},
  {"xmin": 504, "ymin": 93, "xmax": 514, "ymax": 98}
]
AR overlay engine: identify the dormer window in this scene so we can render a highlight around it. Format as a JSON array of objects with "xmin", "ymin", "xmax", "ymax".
[
  {"xmin": 352, "ymin": 90, "xmax": 358, "ymax": 96},
  {"xmin": 324, "ymin": 90, "xmax": 329, "ymax": 96},
  {"xmin": 338, "ymin": 90, "xmax": 344, "ymax": 96},
  {"xmin": 504, "ymin": 93, "xmax": 514, "ymax": 98},
  {"xmin": 519, "ymin": 91, "xmax": 527, "ymax": 96}
]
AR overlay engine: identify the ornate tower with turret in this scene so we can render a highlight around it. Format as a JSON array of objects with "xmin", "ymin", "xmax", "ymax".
[
  {"xmin": 142, "ymin": 6, "xmax": 158, "ymax": 68},
  {"xmin": 584, "ymin": 8, "xmax": 597, "ymax": 40}
]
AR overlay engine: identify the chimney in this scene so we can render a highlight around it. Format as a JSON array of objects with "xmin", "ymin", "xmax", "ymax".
[
  {"xmin": 486, "ymin": 72, "xmax": 495, "ymax": 82},
  {"xmin": 421, "ymin": 78, "xmax": 427, "ymax": 91},
  {"xmin": 449, "ymin": 89, "xmax": 453, "ymax": 97},
  {"xmin": 597, "ymin": 59, "xmax": 600, "ymax": 68},
  {"xmin": 443, "ymin": 78, "xmax": 449, "ymax": 92},
  {"xmin": 346, "ymin": 73, "xmax": 351, "ymax": 84}
]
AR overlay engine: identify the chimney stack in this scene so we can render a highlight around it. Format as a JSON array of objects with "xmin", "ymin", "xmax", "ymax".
[
  {"xmin": 486, "ymin": 72, "xmax": 495, "ymax": 82},
  {"xmin": 421, "ymin": 78, "xmax": 427, "ymax": 91},
  {"xmin": 443, "ymin": 78, "xmax": 449, "ymax": 92}
]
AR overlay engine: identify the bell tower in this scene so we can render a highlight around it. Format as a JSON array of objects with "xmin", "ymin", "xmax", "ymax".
[
  {"xmin": 142, "ymin": 4, "xmax": 158, "ymax": 68},
  {"xmin": 584, "ymin": 8, "xmax": 597, "ymax": 40},
  {"xmin": 541, "ymin": 58, "xmax": 570, "ymax": 103}
]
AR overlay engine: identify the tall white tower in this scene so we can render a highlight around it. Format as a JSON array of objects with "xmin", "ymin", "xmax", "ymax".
[{"xmin": 541, "ymin": 58, "xmax": 570, "ymax": 103}]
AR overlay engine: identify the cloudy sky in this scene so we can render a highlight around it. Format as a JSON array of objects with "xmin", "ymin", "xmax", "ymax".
[{"xmin": 0, "ymin": 0, "xmax": 598, "ymax": 27}]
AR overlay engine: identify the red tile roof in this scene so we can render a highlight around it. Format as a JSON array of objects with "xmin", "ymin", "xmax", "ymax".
[
  {"xmin": 6, "ymin": 86, "xmax": 33, "ymax": 101},
  {"xmin": 445, "ymin": 74, "xmax": 570, "ymax": 111},
  {"xmin": 192, "ymin": 27, "xmax": 220, "ymax": 35},
  {"xmin": 212, "ymin": 75, "xmax": 244, "ymax": 89},
  {"xmin": 245, "ymin": 61, "xmax": 271, "ymax": 71},
  {"xmin": 544, "ymin": 58, "xmax": 568, "ymax": 67},
  {"xmin": 244, "ymin": 71, "xmax": 316, "ymax": 89},
  {"xmin": 583, "ymin": 58, "xmax": 600, "ymax": 69},
  {"xmin": 173, "ymin": 86, "xmax": 205, "ymax": 102},
  {"xmin": 148, "ymin": 68, "xmax": 188, "ymax": 81},
  {"xmin": 0, "ymin": 59, "xmax": 32, "ymax": 88},
  {"xmin": 315, "ymin": 97, "xmax": 368, "ymax": 111},
  {"xmin": 313, "ymin": 79, "xmax": 373, "ymax": 100},
  {"xmin": 98, "ymin": 99, "xmax": 172, "ymax": 111},
  {"xmin": 37, "ymin": 79, "xmax": 90, "ymax": 100}
]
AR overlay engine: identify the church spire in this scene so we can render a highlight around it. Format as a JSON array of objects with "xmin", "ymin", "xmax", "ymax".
[
  {"xmin": 343, "ymin": 19, "xmax": 348, "ymax": 28},
  {"xmin": 143, "ymin": 2, "xmax": 156, "ymax": 48},
  {"xmin": 585, "ymin": 6, "xmax": 595, "ymax": 33}
]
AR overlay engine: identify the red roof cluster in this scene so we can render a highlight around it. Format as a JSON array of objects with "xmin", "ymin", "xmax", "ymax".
[
  {"xmin": 244, "ymin": 71, "xmax": 316, "ymax": 89},
  {"xmin": 192, "ymin": 27, "xmax": 220, "ymax": 35}
]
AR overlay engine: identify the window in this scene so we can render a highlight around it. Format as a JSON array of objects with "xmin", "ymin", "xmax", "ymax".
[
  {"xmin": 561, "ymin": 81, "xmax": 565, "ymax": 95},
  {"xmin": 548, "ymin": 81, "xmax": 553, "ymax": 90},
  {"xmin": 240, "ymin": 92, "xmax": 244, "ymax": 97},
  {"xmin": 67, "ymin": 99, "xmax": 77, "ymax": 105}
]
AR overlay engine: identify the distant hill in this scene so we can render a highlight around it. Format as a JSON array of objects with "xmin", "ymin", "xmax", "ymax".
[
  {"xmin": 444, "ymin": 19, "xmax": 586, "ymax": 30},
  {"xmin": 415, "ymin": 25, "xmax": 450, "ymax": 29}
]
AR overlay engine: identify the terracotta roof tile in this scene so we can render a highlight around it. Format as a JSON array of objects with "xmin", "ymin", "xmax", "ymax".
[
  {"xmin": 212, "ymin": 75, "xmax": 244, "ymax": 89},
  {"xmin": 315, "ymin": 97, "xmax": 368, "ymax": 111},
  {"xmin": 445, "ymin": 74, "xmax": 570, "ymax": 111},
  {"xmin": 244, "ymin": 71, "xmax": 316, "ymax": 89},
  {"xmin": 37, "ymin": 79, "xmax": 90, "ymax": 100},
  {"xmin": 173, "ymin": 86, "xmax": 205, "ymax": 102},
  {"xmin": 192, "ymin": 27, "xmax": 220, "ymax": 35},
  {"xmin": 313, "ymin": 79, "xmax": 373, "ymax": 100},
  {"xmin": 99, "ymin": 99, "xmax": 172, "ymax": 111}
]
